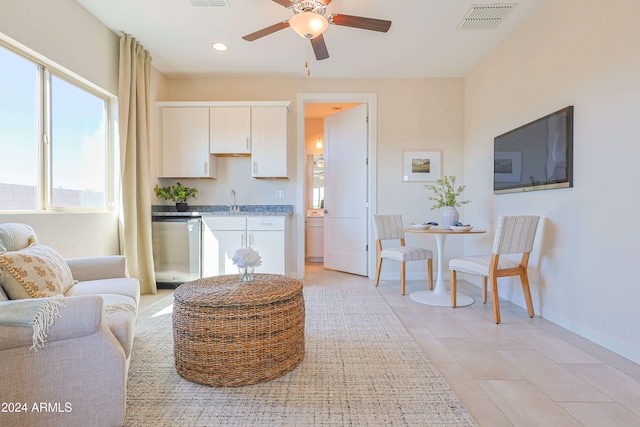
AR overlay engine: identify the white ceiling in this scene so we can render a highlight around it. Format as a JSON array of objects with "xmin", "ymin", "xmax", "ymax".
[{"xmin": 75, "ymin": 0, "xmax": 546, "ymax": 79}]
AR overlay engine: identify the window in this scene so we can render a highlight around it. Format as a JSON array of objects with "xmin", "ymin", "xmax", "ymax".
[
  {"xmin": 0, "ymin": 43, "xmax": 113, "ymax": 211},
  {"xmin": 0, "ymin": 46, "xmax": 39, "ymax": 210}
]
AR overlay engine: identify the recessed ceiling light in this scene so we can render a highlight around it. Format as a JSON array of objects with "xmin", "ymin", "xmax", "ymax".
[{"xmin": 212, "ymin": 43, "xmax": 228, "ymax": 51}]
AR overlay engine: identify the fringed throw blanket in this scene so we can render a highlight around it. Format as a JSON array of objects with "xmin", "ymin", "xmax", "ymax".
[{"xmin": 0, "ymin": 294, "xmax": 66, "ymax": 351}]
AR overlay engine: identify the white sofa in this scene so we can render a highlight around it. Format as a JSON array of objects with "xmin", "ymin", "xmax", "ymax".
[{"xmin": 0, "ymin": 223, "xmax": 140, "ymax": 427}]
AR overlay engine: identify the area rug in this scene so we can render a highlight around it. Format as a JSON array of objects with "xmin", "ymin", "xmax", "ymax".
[{"xmin": 125, "ymin": 289, "xmax": 477, "ymax": 426}]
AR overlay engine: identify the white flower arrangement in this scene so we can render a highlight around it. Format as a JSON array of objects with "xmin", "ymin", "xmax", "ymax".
[{"xmin": 231, "ymin": 247, "xmax": 262, "ymax": 268}]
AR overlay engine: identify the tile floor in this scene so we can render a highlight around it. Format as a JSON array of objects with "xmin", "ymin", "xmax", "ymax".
[{"xmin": 140, "ymin": 265, "xmax": 640, "ymax": 426}]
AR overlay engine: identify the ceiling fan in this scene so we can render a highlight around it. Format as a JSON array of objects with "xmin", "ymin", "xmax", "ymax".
[{"xmin": 242, "ymin": 0, "xmax": 392, "ymax": 61}]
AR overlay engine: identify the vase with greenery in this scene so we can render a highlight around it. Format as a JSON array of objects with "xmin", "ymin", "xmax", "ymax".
[
  {"xmin": 424, "ymin": 176, "xmax": 470, "ymax": 229},
  {"xmin": 154, "ymin": 182, "xmax": 198, "ymax": 212}
]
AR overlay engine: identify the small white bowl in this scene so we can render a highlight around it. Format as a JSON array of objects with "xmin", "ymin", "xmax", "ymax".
[
  {"xmin": 450, "ymin": 225, "xmax": 473, "ymax": 232},
  {"xmin": 410, "ymin": 223, "xmax": 432, "ymax": 229}
]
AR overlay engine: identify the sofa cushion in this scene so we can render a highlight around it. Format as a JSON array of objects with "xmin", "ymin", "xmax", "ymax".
[
  {"xmin": 0, "ymin": 223, "xmax": 38, "ymax": 252},
  {"xmin": 0, "ymin": 244, "xmax": 77, "ymax": 299},
  {"xmin": 0, "ymin": 224, "xmax": 13, "ymax": 253},
  {"xmin": 66, "ymin": 256, "xmax": 127, "ymax": 282},
  {"xmin": 65, "ymin": 278, "xmax": 140, "ymax": 308},
  {"xmin": 0, "ymin": 230, "xmax": 6, "ymax": 253},
  {"xmin": 99, "ymin": 294, "xmax": 137, "ymax": 358}
]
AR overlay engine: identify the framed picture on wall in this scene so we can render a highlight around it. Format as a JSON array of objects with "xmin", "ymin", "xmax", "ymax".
[{"xmin": 403, "ymin": 151, "xmax": 441, "ymax": 182}]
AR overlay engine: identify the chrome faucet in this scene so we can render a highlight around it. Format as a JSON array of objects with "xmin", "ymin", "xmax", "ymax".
[{"xmin": 229, "ymin": 189, "xmax": 239, "ymax": 212}]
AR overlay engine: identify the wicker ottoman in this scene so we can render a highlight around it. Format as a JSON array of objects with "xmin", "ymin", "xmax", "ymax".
[{"xmin": 172, "ymin": 273, "xmax": 305, "ymax": 387}]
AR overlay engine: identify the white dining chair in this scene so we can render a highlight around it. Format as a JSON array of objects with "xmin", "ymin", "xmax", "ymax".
[
  {"xmin": 449, "ymin": 215, "xmax": 540, "ymax": 324},
  {"xmin": 373, "ymin": 215, "xmax": 433, "ymax": 295}
]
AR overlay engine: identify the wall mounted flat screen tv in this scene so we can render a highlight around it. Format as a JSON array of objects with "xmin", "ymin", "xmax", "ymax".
[{"xmin": 494, "ymin": 106, "xmax": 573, "ymax": 194}]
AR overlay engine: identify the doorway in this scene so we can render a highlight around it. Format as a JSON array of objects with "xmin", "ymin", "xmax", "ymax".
[
  {"xmin": 295, "ymin": 93, "xmax": 378, "ymax": 280},
  {"xmin": 303, "ymin": 103, "xmax": 364, "ymax": 269}
]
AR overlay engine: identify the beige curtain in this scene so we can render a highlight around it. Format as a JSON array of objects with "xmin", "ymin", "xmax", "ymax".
[{"xmin": 118, "ymin": 33, "xmax": 156, "ymax": 295}]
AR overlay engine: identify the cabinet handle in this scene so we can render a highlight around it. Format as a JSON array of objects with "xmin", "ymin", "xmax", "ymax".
[
  {"xmin": 253, "ymin": 161, "xmax": 257, "ymax": 174},
  {"xmin": 246, "ymin": 137, "xmax": 250, "ymax": 151},
  {"xmin": 241, "ymin": 234, "xmax": 245, "ymax": 247},
  {"xmin": 204, "ymin": 161, "xmax": 208, "ymax": 174},
  {"xmin": 248, "ymin": 234, "xmax": 253, "ymax": 247}
]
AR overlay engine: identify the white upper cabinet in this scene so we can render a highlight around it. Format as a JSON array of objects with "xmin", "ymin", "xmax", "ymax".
[
  {"xmin": 157, "ymin": 101, "xmax": 289, "ymax": 179},
  {"xmin": 251, "ymin": 106, "xmax": 288, "ymax": 179},
  {"xmin": 209, "ymin": 107, "xmax": 251, "ymax": 154},
  {"xmin": 159, "ymin": 107, "xmax": 217, "ymax": 179}
]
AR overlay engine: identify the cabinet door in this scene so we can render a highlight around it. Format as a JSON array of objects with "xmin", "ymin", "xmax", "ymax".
[
  {"xmin": 212, "ymin": 230, "xmax": 245, "ymax": 275},
  {"xmin": 202, "ymin": 217, "xmax": 246, "ymax": 277},
  {"xmin": 306, "ymin": 217, "xmax": 324, "ymax": 260},
  {"xmin": 247, "ymin": 216, "xmax": 285, "ymax": 274},
  {"xmin": 160, "ymin": 107, "xmax": 216, "ymax": 178},
  {"xmin": 249, "ymin": 230, "xmax": 285, "ymax": 274},
  {"xmin": 210, "ymin": 107, "xmax": 251, "ymax": 154},
  {"xmin": 251, "ymin": 107, "xmax": 288, "ymax": 178}
]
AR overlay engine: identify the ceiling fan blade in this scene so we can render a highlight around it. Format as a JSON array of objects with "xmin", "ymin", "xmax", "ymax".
[
  {"xmin": 330, "ymin": 14, "xmax": 392, "ymax": 33},
  {"xmin": 271, "ymin": 0, "xmax": 293, "ymax": 7},
  {"xmin": 242, "ymin": 21, "xmax": 290, "ymax": 41},
  {"xmin": 310, "ymin": 34, "xmax": 329, "ymax": 60},
  {"xmin": 317, "ymin": 0, "xmax": 333, "ymax": 5}
]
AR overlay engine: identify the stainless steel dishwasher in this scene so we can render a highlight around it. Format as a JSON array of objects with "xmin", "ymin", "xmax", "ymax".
[{"xmin": 152, "ymin": 216, "xmax": 202, "ymax": 287}]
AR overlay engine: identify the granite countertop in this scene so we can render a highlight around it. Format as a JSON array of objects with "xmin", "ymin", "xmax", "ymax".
[{"xmin": 152, "ymin": 205, "xmax": 294, "ymax": 217}]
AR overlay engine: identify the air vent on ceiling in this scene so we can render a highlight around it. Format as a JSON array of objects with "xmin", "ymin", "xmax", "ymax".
[
  {"xmin": 457, "ymin": 3, "xmax": 515, "ymax": 30},
  {"xmin": 190, "ymin": 0, "xmax": 230, "ymax": 7}
]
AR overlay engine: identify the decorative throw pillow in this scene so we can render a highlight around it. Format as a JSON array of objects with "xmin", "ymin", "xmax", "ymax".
[{"xmin": 0, "ymin": 244, "xmax": 77, "ymax": 299}]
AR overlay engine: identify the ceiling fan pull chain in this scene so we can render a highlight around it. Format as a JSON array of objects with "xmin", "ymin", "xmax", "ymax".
[{"xmin": 305, "ymin": 40, "xmax": 311, "ymax": 76}]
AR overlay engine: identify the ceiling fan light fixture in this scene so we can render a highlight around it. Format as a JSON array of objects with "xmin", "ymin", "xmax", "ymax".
[{"xmin": 289, "ymin": 11, "xmax": 329, "ymax": 39}]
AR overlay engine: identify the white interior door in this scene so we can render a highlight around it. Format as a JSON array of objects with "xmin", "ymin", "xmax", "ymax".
[{"xmin": 323, "ymin": 103, "xmax": 368, "ymax": 275}]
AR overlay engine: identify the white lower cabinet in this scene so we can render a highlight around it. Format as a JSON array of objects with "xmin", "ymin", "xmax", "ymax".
[
  {"xmin": 202, "ymin": 216, "xmax": 285, "ymax": 277},
  {"xmin": 201, "ymin": 216, "xmax": 245, "ymax": 277},
  {"xmin": 306, "ymin": 216, "xmax": 324, "ymax": 262},
  {"xmin": 247, "ymin": 216, "xmax": 285, "ymax": 275}
]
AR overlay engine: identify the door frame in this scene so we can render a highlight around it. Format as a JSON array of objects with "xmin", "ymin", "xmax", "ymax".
[{"xmin": 295, "ymin": 93, "xmax": 378, "ymax": 280}]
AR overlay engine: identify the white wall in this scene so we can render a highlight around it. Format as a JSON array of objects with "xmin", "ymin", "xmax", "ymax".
[
  {"xmin": 0, "ymin": 0, "xmax": 118, "ymax": 95},
  {"xmin": 0, "ymin": 0, "xmax": 122, "ymax": 257},
  {"xmin": 465, "ymin": 0, "xmax": 640, "ymax": 363},
  {"xmin": 0, "ymin": 213, "xmax": 119, "ymax": 258}
]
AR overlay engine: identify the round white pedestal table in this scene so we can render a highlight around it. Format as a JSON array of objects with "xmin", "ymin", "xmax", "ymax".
[{"xmin": 401, "ymin": 227, "xmax": 486, "ymax": 307}]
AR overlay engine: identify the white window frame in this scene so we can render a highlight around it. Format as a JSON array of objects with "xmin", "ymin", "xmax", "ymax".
[{"xmin": 0, "ymin": 39, "xmax": 117, "ymax": 213}]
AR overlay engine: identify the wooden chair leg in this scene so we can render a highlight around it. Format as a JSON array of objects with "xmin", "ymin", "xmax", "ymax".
[
  {"xmin": 400, "ymin": 262, "xmax": 406, "ymax": 295},
  {"xmin": 374, "ymin": 255, "xmax": 382, "ymax": 287},
  {"xmin": 482, "ymin": 276, "xmax": 487, "ymax": 304},
  {"xmin": 450, "ymin": 270, "xmax": 457, "ymax": 307},
  {"xmin": 490, "ymin": 275, "xmax": 501, "ymax": 324},
  {"xmin": 520, "ymin": 272, "xmax": 535, "ymax": 318},
  {"xmin": 427, "ymin": 259, "xmax": 434, "ymax": 290}
]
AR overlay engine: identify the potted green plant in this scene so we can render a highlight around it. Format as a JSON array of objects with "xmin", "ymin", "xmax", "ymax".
[
  {"xmin": 154, "ymin": 182, "xmax": 198, "ymax": 212},
  {"xmin": 424, "ymin": 176, "xmax": 470, "ymax": 229}
]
